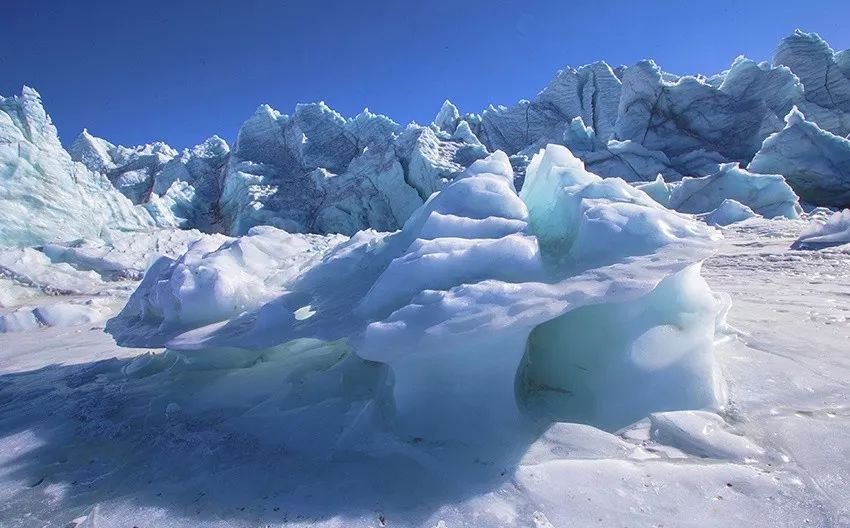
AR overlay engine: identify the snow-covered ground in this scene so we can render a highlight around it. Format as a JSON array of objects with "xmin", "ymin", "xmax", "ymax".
[{"xmin": 0, "ymin": 216, "xmax": 847, "ymax": 528}]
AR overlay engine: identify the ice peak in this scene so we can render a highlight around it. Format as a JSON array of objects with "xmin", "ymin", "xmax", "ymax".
[{"xmin": 433, "ymin": 99, "xmax": 460, "ymax": 133}]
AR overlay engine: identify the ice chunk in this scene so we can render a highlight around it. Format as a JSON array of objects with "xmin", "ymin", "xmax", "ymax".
[
  {"xmin": 142, "ymin": 148, "xmax": 722, "ymax": 443},
  {"xmin": 519, "ymin": 144, "xmax": 713, "ymax": 264},
  {"xmin": 0, "ymin": 301, "xmax": 108, "ymax": 333},
  {"xmin": 665, "ymin": 164, "xmax": 800, "ymax": 219},
  {"xmin": 432, "ymin": 99, "xmax": 460, "ymax": 133},
  {"xmin": 701, "ymin": 199, "xmax": 757, "ymax": 226},
  {"xmin": 792, "ymin": 209, "xmax": 850, "ymax": 249},
  {"xmin": 748, "ymin": 107, "xmax": 850, "ymax": 207}
]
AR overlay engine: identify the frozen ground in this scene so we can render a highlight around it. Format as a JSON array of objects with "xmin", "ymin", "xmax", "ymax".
[{"xmin": 0, "ymin": 217, "xmax": 847, "ymax": 527}]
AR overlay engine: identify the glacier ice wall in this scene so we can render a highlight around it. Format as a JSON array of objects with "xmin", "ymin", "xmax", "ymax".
[
  {"xmin": 70, "ymin": 130, "xmax": 231, "ymax": 231},
  {"xmin": 218, "ymin": 103, "xmax": 488, "ymax": 237},
  {"xmin": 0, "ymin": 88, "xmax": 159, "ymax": 246},
  {"xmin": 749, "ymin": 107, "xmax": 850, "ymax": 207},
  {"xmin": 56, "ymin": 30, "xmax": 848, "ymax": 239}
]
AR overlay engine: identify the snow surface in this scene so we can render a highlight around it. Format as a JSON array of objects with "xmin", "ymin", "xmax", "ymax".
[{"xmin": 0, "ymin": 215, "xmax": 847, "ymax": 527}]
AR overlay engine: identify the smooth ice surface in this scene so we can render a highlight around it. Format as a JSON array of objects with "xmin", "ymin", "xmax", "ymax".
[
  {"xmin": 749, "ymin": 107, "xmax": 850, "ymax": 207},
  {"xmin": 792, "ymin": 209, "xmax": 850, "ymax": 249},
  {"xmin": 0, "ymin": 88, "xmax": 158, "ymax": 246}
]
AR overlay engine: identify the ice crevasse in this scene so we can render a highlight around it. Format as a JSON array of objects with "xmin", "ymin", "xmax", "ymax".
[{"xmin": 110, "ymin": 145, "xmax": 727, "ymax": 442}]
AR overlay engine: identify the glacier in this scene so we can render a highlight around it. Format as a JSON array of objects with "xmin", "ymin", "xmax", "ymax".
[
  {"xmin": 36, "ymin": 30, "xmax": 844, "ymax": 242},
  {"xmin": 749, "ymin": 107, "xmax": 850, "ymax": 207},
  {"xmin": 0, "ymin": 88, "xmax": 159, "ymax": 246},
  {"xmin": 3, "ymin": 27, "xmax": 850, "ymax": 528}
]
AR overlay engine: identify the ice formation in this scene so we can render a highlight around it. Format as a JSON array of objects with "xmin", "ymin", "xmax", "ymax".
[
  {"xmin": 792, "ymin": 209, "xmax": 850, "ymax": 249},
  {"xmin": 71, "ymin": 131, "xmax": 231, "ymax": 230},
  {"xmin": 109, "ymin": 148, "xmax": 724, "ymax": 440},
  {"xmin": 748, "ymin": 107, "xmax": 850, "ymax": 207},
  {"xmin": 6, "ymin": 29, "xmax": 850, "ymax": 528},
  {"xmin": 637, "ymin": 164, "xmax": 801, "ymax": 220},
  {"xmin": 107, "ymin": 227, "xmax": 345, "ymax": 345},
  {"xmin": 0, "ymin": 88, "xmax": 158, "ymax": 246},
  {"xmin": 701, "ymin": 199, "xmax": 757, "ymax": 226},
  {"xmin": 3, "ymin": 31, "xmax": 847, "ymax": 245},
  {"xmin": 217, "ymin": 102, "xmax": 489, "ymax": 236}
]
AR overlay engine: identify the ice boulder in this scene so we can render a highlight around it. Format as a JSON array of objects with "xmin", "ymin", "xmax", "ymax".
[
  {"xmin": 0, "ymin": 87, "xmax": 157, "ymax": 246},
  {"xmin": 0, "ymin": 301, "xmax": 109, "ymax": 333},
  {"xmin": 792, "ymin": 209, "xmax": 850, "ymax": 249},
  {"xmin": 701, "ymin": 199, "xmax": 757, "ymax": 226},
  {"xmin": 748, "ymin": 107, "xmax": 850, "ymax": 207},
  {"xmin": 139, "ymin": 148, "xmax": 724, "ymax": 444}
]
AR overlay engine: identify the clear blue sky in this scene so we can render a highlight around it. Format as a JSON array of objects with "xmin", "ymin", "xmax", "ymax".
[{"xmin": 4, "ymin": 0, "xmax": 849, "ymax": 149}]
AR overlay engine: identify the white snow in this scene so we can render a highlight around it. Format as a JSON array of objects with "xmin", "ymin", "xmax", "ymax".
[{"xmin": 0, "ymin": 215, "xmax": 847, "ymax": 526}]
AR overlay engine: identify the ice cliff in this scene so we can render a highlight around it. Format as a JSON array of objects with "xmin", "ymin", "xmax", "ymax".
[
  {"xmin": 0, "ymin": 88, "xmax": 158, "ymax": 246},
  {"xmin": 4, "ymin": 30, "xmax": 849, "ymax": 245},
  {"xmin": 748, "ymin": 107, "xmax": 850, "ymax": 207}
]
